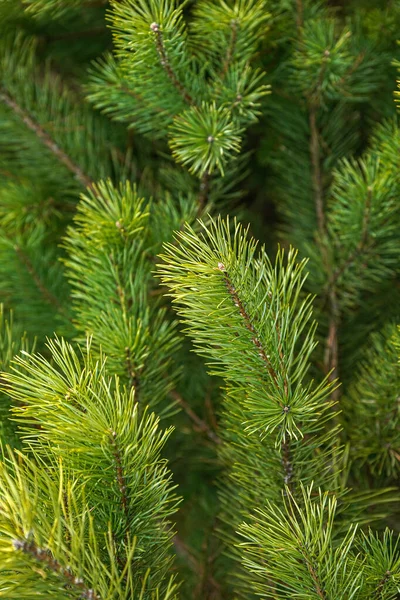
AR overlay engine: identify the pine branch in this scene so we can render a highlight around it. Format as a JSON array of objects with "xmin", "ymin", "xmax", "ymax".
[
  {"xmin": 217, "ymin": 261, "xmax": 279, "ymax": 386},
  {"xmin": 326, "ymin": 185, "xmax": 372, "ymax": 293},
  {"xmin": 0, "ymin": 90, "xmax": 94, "ymax": 191},
  {"xmin": 3, "ymin": 338, "xmax": 179, "ymax": 594},
  {"xmin": 303, "ymin": 557, "xmax": 327, "ymax": 600},
  {"xmin": 12, "ymin": 539, "xmax": 100, "ymax": 600},
  {"xmin": 150, "ymin": 22, "xmax": 194, "ymax": 106},
  {"xmin": 239, "ymin": 485, "xmax": 364, "ymax": 598},
  {"xmin": 64, "ymin": 181, "xmax": 180, "ymax": 415}
]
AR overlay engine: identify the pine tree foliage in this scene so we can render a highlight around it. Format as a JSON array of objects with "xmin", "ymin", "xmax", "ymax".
[
  {"xmin": 1, "ymin": 338, "xmax": 179, "ymax": 598},
  {"xmin": 0, "ymin": 34, "xmax": 115, "ymax": 189},
  {"xmin": 63, "ymin": 180, "xmax": 195, "ymax": 416},
  {"xmin": 342, "ymin": 324, "xmax": 400, "ymax": 482},
  {"xmin": 159, "ymin": 217, "xmax": 400, "ymax": 595},
  {"xmin": 0, "ymin": 30, "xmax": 118, "ymax": 339},
  {"xmin": 0, "ymin": 1, "xmax": 400, "ymax": 598},
  {"xmin": 87, "ymin": 0, "xmax": 269, "ymax": 177},
  {"xmin": 239, "ymin": 484, "xmax": 400, "ymax": 599},
  {"xmin": 158, "ymin": 218, "xmax": 340, "ymax": 590}
]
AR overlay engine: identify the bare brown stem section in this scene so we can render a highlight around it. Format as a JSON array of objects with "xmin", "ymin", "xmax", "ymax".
[
  {"xmin": 150, "ymin": 23, "xmax": 194, "ymax": 105},
  {"xmin": 198, "ymin": 171, "xmax": 210, "ymax": 211},
  {"xmin": 171, "ymin": 389, "xmax": 221, "ymax": 445},
  {"xmin": 125, "ymin": 346, "xmax": 140, "ymax": 402},
  {"xmin": 308, "ymin": 103, "xmax": 339, "ymax": 399},
  {"xmin": 110, "ymin": 430, "xmax": 129, "ymax": 520},
  {"xmin": 309, "ymin": 107, "xmax": 325, "ymax": 234},
  {"xmin": 296, "ymin": 0, "xmax": 304, "ymax": 31},
  {"xmin": 217, "ymin": 264, "xmax": 294, "ymax": 487},
  {"xmin": 218, "ymin": 263, "xmax": 279, "ymax": 386},
  {"xmin": 12, "ymin": 538, "xmax": 100, "ymax": 599},
  {"xmin": 221, "ymin": 19, "xmax": 238, "ymax": 78},
  {"xmin": 0, "ymin": 90, "xmax": 94, "ymax": 190},
  {"xmin": 303, "ymin": 554, "xmax": 327, "ymax": 600},
  {"xmin": 281, "ymin": 438, "xmax": 294, "ymax": 493}
]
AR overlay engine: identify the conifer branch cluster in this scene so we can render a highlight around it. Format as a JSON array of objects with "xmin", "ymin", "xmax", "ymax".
[{"xmin": 0, "ymin": 1, "xmax": 399, "ymax": 599}]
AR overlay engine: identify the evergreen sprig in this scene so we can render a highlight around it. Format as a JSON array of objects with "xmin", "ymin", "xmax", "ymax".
[
  {"xmin": 158, "ymin": 217, "xmax": 350, "ymax": 593},
  {"xmin": 0, "ymin": 450, "xmax": 178, "ymax": 599},
  {"xmin": 342, "ymin": 324, "xmax": 400, "ymax": 481},
  {"xmin": 63, "ymin": 180, "xmax": 183, "ymax": 416},
  {"xmin": 87, "ymin": 0, "xmax": 269, "ymax": 179},
  {"xmin": 1, "ymin": 337, "xmax": 180, "ymax": 598},
  {"xmin": 239, "ymin": 483, "xmax": 400, "ymax": 599}
]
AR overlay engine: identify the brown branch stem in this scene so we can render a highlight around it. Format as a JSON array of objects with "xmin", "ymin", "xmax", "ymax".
[
  {"xmin": 217, "ymin": 263, "xmax": 279, "ymax": 386},
  {"xmin": 12, "ymin": 538, "xmax": 100, "ymax": 600},
  {"xmin": 0, "ymin": 90, "xmax": 94, "ymax": 190},
  {"xmin": 217, "ymin": 263, "xmax": 293, "ymax": 489},
  {"xmin": 198, "ymin": 171, "xmax": 210, "ymax": 212},
  {"xmin": 125, "ymin": 346, "xmax": 140, "ymax": 402},
  {"xmin": 150, "ymin": 23, "xmax": 194, "ymax": 105},
  {"xmin": 309, "ymin": 106, "xmax": 325, "ymax": 234},
  {"xmin": 303, "ymin": 554, "xmax": 327, "ymax": 600},
  {"xmin": 308, "ymin": 103, "xmax": 340, "ymax": 399},
  {"xmin": 296, "ymin": 0, "xmax": 304, "ymax": 31},
  {"xmin": 281, "ymin": 438, "xmax": 294, "ymax": 493},
  {"xmin": 221, "ymin": 19, "xmax": 238, "ymax": 78},
  {"xmin": 375, "ymin": 571, "xmax": 391, "ymax": 598},
  {"xmin": 170, "ymin": 389, "xmax": 221, "ymax": 445},
  {"xmin": 109, "ymin": 430, "xmax": 129, "ymax": 521}
]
